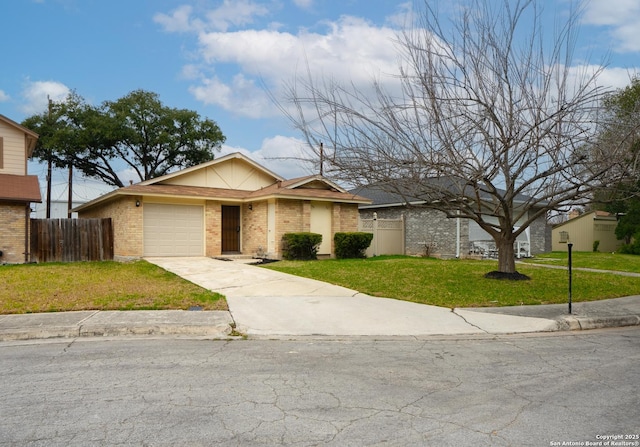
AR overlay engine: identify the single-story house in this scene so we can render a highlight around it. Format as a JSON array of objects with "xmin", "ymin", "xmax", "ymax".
[
  {"xmin": 551, "ymin": 210, "xmax": 622, "ymax": 252},
  {"xmin": 0, "ymin": 114, "xmax": 41, "ymax": 264},
  {"xmin": 74, "ymin": 152, "xmax": 371, "ymax": 260},
  {"xmin": 351, "ymin": 183, "xmax": 551, "ymax": 258}
]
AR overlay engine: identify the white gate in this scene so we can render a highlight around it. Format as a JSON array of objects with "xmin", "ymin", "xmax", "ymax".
[{"xmin": 358, "ymin": 213, "xmax": 405, "ymax": 257}]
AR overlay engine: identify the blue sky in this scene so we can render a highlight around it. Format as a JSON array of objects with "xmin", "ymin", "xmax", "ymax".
[{"xmin": 1, "ymin": 0, "xmax": 639, "ymax": 201}]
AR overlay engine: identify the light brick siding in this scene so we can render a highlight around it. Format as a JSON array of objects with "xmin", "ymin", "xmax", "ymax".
[
  {"xmin": 274, "ymin": 199, "xmax": 304, "ymax": 258},
  {"xmin": 242, "ymin": 201, "xmax": 267, "ymax": 256},
  {"xmin": 79, "ymin": 197, "xmax": 143, "ymax": 258},
  {"xmin": 331, "ymin": 203, "xmax": 360, "ymax": 254},
  {"xmin": 205, "ymin": 201, "xmax": 222, "ymax": 257},
  {"xmin": 79, "ymin": 195, "xmax": 365, "ymax": 260},
  {"xmin": 0, "ymin": 202, "xmax": 29, "ymax": 263}
]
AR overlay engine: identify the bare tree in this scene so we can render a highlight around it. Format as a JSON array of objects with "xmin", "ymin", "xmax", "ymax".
[{"xmin": 282, "ymin": 0, "xmax": 632, "ymax": 277}]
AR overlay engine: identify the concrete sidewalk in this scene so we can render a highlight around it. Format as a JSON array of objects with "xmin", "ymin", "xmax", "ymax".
[{"xmin": 1, "ymin": 257, "xmax": 638, "ymax": 341}]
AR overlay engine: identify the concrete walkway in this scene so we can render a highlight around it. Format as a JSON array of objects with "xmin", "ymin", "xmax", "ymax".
[
  {"xmin": 146, "ymin": 257, "xmax": 640, "ymax": 337},
  {"xmin": 1, "ymin": 257, "xmax": 638, "ymax": 341}
]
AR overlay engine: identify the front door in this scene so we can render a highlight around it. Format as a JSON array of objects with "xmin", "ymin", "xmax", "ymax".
[{"xmin": 222, "ymin": 205, "xmax": 240, "ymax": 253}]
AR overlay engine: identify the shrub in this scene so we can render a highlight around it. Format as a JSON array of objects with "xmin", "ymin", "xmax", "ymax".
[
  {"xmin": 282, "ymin": 233, "xmax": 322, "ymax": 260},
  {"xmin": 334, "ymin": 232, "xmax": 374, "ymax": 259},
  {"xmin": 619, "ymin": 231, "xmax": 640, "ymax": 255},
  {"xmin": 593, "ymin": 240, "xmax": 600, "ymax": 252}
]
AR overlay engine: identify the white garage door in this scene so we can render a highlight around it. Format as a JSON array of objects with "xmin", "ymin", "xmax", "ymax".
[{"xmin": 144, "ymin": 204, "xmax": 204, "ymax": 256}]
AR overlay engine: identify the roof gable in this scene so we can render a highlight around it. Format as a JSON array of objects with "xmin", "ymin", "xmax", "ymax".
[
  {"xmin": 0, "ymin": 114, "xmax": 39, "ymax": 157},
  {"xmin": 140, "ymin": 152, "xmax": 284, "ymax": 191},
  {"xmin": 553, "ymin": 210, "xmax": 617, "ymax": 229}
]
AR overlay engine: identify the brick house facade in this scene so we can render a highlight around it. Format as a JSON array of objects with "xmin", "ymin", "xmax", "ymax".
[
  {"xmin": 76, "ymin": 153, "xmax": 369, "ymax": 260},
  {"xmin": 0, "ymin": 115, "xmax": 41, "ymax": 264}
]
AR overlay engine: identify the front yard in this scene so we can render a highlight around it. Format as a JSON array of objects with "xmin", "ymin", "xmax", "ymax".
[
  {"xmin": 1, "ymin": 252, "xmax": 638, "ymax": 314},
  {"xmin": 0, "ymin": 261, "xmax": 227, "ymax": 314},
  {"xmin": 263, "ymin": 254, "xmax": 640, "ymax": 308}
]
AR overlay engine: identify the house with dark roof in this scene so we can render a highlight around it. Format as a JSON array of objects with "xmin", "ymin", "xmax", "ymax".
[
  {"xmin": 552, "ymin": 210, "xmax": 621, "ymax": 252},
  {"xmin": 351, "ymin": 183, "xmax": 551, "ymax": 258},
  {"xmin": 0, "ymin": 114, "xmax": 41, "ymax": 263},
  {"xmin": 75, "ymin": 152, "xmax": 371, "ymax": 259}
]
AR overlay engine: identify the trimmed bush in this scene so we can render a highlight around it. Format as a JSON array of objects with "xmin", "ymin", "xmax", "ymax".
[
  {"xmin": 282, "ymin": 233, "xmax": 322, "ymax": 260},
  {"xmin": 334, "ymin": 232, "xmax": 374, "ymax": 259}
]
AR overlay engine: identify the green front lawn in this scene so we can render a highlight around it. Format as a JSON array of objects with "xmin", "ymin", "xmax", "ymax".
[
  {"xmin": 0, "ymin": 261, "xmax": 227, "ymax": 315},
  {"xmin": 263, "ymin": 255, "xmax": 640, "ymax": 308},
  {"xmin": 520, "ymin": 251, "xmax": 640, "ymax": 273}
]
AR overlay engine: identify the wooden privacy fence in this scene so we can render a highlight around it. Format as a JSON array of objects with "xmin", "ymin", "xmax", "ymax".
[
  {"xmin": 30, "ymin": 218, "xmax": 114, "ymax": 263},
  {"xmin": 358, "ymin": 214, "xmax": 405, "ymax": 257}
]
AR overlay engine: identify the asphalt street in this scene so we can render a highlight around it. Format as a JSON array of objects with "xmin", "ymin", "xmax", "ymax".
[{"xmin": 1, "ymin": 328, "xmax": 638, "ymax": 446}]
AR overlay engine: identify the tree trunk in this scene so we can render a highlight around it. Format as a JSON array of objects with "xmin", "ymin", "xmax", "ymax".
[{"xmin": 496, "ymin": 237, "xmax": 517, "ymax": 273}]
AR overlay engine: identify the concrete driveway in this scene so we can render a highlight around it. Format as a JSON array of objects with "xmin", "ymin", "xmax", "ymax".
[{"xmin": 146, "ymin": 257, "xmax": 561, "ymax": 337}]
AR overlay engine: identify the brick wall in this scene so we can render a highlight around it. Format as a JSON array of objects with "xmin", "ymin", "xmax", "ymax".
[
  {"xmin": 241, "ymin": 201, "xmax": 267, "ymax": 256},
  {"xmin": 79, "ymin": 197, "xmax": 143, "ymax": 258},
  {"xmin": 0, "ymin": 202, "xmax": 28, "ymax": 263},
  {"xmin": 205, "ymin": 201, "xmax": 221, "ymax": 257},
  {"xmin": 275, "ymin": 199, "xmax": 304, "ymax": 253}
]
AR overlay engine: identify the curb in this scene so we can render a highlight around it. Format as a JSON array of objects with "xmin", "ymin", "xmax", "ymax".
[
  {"xmin": 0, "ymin": 325, "xmax": 235, "ymax": 342},
  {"xmin": 558, "ymin": 315, "xmax": 640, "ymax": 331}
]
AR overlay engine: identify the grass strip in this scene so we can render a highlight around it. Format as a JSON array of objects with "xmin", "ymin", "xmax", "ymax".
[{"xmin": 0, "ymin": 260, "xmax": 226, "ymax": 314}]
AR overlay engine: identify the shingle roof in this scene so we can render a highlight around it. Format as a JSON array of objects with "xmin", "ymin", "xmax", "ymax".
[
  {"xmin": 74, "ymin": 174, "xmax": 371, "ymax": 212},
  {"xmin": 351, "ymin": 178, "xmax": 539, "ymax": 208},
  {"xmin": 0, "ymin": 174, "xmax": 42, "ymax": 202}
]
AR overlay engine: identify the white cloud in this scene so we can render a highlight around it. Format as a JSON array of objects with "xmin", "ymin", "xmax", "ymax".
[
  {"xmin": 0, "ymin": 90, "xmax": 9, "ymax": 102},
  {"xmin": 582, "ymin": 0, "xmax": 640, "ymax": 52},
  {"xmin": 189, "ymin": 73, "xmax": 273, "ymax": 118},
  {"xmin": 154, "ymin": 5, "xmax": 201, "ymax": 33},
  {"xmin": 219, "ymin": 135, "xmax": 316, "ymax": 179},
  {"xmin": 205, "ymin": 0, "xmax": 269, "ymax": 32},
  {"xmin": 292, "ymin": 0, "xmax": 313, "ymax": 10},
  {"xmin": 20, "ymin": 80, "xmax": 70, "ymax": 115},
  {"xmin": 385, "ymin": 2, "xmax": 414, "ymax": 28},
  {"xmin": 190, "ymin": 16, "xmax": 400, "ymax": 118},
  {"xmin": 596, "ymin": 66, "xmax": 639, "ymax": 89},
  {"xmin": 155, "ymin": 1, "xmax": 269, "ymax": 33}
]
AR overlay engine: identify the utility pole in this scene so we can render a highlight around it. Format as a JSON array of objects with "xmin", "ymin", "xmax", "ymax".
[
  {"xmin": 67, "ymin": 163, "xmax": 73, "ymax": 218},
  {"xmin": 319, "ymin": 142, "xmax": 323, "ymax": 176},
  {"xmin": 46, "ymin": 96, "xmax": 52, "ymax": 219}
]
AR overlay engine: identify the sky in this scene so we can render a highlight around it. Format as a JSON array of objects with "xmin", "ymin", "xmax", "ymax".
[{"xmin": 1, "ymin": 0, "xmax": 639, "ymax": 203}]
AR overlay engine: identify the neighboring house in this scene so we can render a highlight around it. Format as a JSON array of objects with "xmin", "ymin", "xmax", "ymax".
[
  {"xmin": 74, "ymin": 152, "xmax": 371, "ymax": 260},
  {"xmin": 352, "ymin": 184, "xmax": 551, "ymax": 258},
  {"xmin": 551, "ymin": 210, "xmax": 622, "ymax": 252},
  {"xmin": 0, "ymin": 114, "xmax": 41, "ymax": 264}
]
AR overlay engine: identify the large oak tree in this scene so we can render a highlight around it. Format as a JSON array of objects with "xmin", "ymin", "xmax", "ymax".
[{"xmin": 23, "ymin": 90, "xmax": 225, "ymax": 188}]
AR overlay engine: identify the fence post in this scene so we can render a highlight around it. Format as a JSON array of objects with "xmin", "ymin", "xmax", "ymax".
[{"xmin": 373, "ymin": 212, "xmax": 378, "ymax": 256}]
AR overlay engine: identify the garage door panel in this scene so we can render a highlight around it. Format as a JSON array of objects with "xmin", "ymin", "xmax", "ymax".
[{"xmin": 144, "ymin": 204, "xmax": 204, "ymax": 257}]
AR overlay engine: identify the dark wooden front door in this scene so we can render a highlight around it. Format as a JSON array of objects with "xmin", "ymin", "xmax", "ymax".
[{"xmin": 222, "ymin": 205, "xmax": 240, "ymax": 253}]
